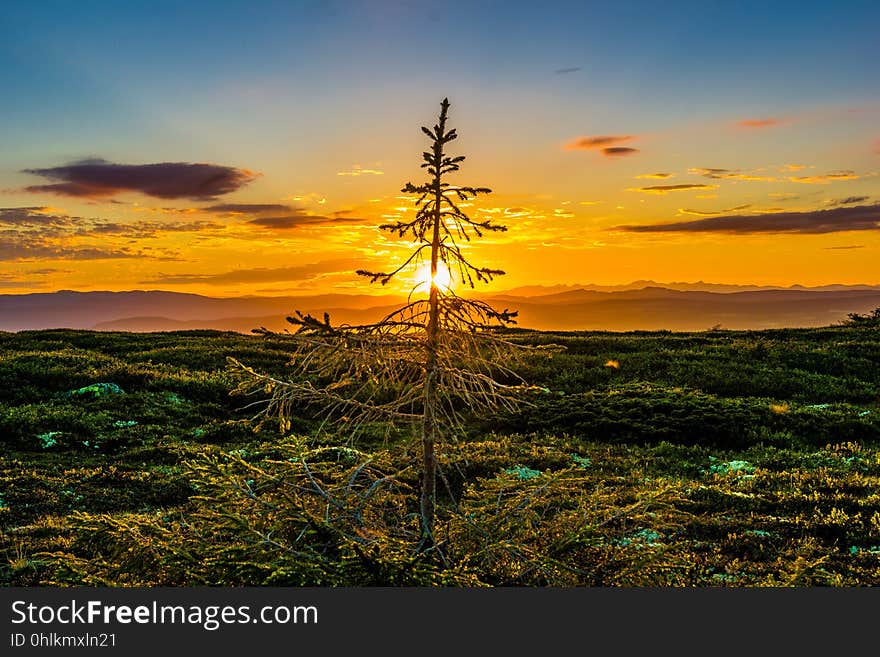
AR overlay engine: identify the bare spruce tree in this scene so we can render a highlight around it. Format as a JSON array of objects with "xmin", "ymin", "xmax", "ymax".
[{"xmin": 232, "ymin": 98, "xmax": 545, "ymax": 546}]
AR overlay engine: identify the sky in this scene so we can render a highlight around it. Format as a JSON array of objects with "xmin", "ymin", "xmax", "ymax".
[{"xmin": 1, "ymin": 0, "xmax": 879, "ymax": 297}]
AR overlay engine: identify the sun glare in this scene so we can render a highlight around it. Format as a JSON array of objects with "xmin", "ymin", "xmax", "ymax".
[{"xmin": 416, "ymin": 262, "xmax": 453, "ymax": 292}]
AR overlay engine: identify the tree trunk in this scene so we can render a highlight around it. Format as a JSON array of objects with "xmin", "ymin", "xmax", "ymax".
[{"xmin": 420, "ymin": 100, "xmax": 448, "ymax": 548}]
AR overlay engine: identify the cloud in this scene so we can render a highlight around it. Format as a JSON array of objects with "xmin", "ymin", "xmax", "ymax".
[
  {"xmin": 0, "ymin": 267, "xmax": 71, "ymax": 289},
  {"xmin": 736, "ymin": 117, "xmax": 783, "ymax": 128},
  {"xmin": 828, "ymin": 196, "xmax": 870, "ymax": 206},
  {"xmin": 780, "ymin": 164, "xmax": 807, "ymax": 172},
  {"xmin": 337, "ymin": 166, "xmax": 384, "ymax": 177},
  {"xmin": 555, "ymin": 67, "xmax": 582, "ymax": 74},
  {"xmin": 142, "ymin": 258, "xmax": 363, "ymax": 285},
  {"xmin": 0, "ymin": 236, "xmax": 140, "ymax": 262},
  {"xmin": 825, "ymin": 245, "xmax": 865, "ymax": 250},
  {"xmin": 615, "ymin": 203, "xmax": 880, "ymax": 234},
  {"xmin": 248, "ymin": 211, "xmax": 366, "ymax": 229},
  {"xmin": 636, "ymin": 173, "xmax": 674, "ymax": 179},
  {"xmin": 564, "ymin": 135, "xmax": 635, "ymax": 151},
  {"xmin": 678, "ymin": 204, "xmax": 751, "ymax": 216},
  {"xmin": 789, "ymin": 171, "xmax": 860, "ymax": 184},
  {"xmin": 86, "ymin": 220, "xmax": 223, "ymax": 239},
  {"xmin": 0, "ymin": 207, "xmax": 72, "ymax": 228},
  {"xmin": 203, "ymin": 203, "xmax": 292, "ymax": 214},
  {"xmin": 23, "ymin": 159, "xmax": 258, "ymax": 200},
  {"xmin": 0, "ymin": 206, "xmax": 215, "ymax": 261},
  {"xmin": 689, "ymin": 167, "xmax": 733, "ymax": 178},
  {"xmin": 627, "ymin": 184, "xmax": 718, "ymax": 195},
  {"xmin": 602, "ymin": 147, "xmax": 639, "ymax": 157},
  {"xmin": 689, "ymin": 167, "xmax": 776, "ymax": 182}
]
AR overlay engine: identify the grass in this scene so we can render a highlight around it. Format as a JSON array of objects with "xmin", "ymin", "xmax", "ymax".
[{"xmin": 1, "ymin": 325, "xmax": 879, "ymax": 586}]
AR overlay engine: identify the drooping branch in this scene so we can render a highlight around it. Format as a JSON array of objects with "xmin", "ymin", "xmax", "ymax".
[{"xmin": 232, "ymin": 99, "xmax": 561, "ymax": 544}]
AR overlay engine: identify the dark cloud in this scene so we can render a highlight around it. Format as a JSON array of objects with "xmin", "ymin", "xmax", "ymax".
[
  {"xmin": 555, "ymin": 67, "xmax": 582, "ymax": 74},
  {"xmin": 248, "ymin": 213, "xmax": 365, "ymax": 229},
  {"xmin": 564, "ymin": 135, "xmax": 635, "ymax": 150},
  {"xmin": 0, "ymin": 207, "xmax": 72, "ymax": 227},
  {"xmin": 203, "ymin": 203, "xmax": 292, "ymax": 214},
  {"xmin": 736, "ymin": 117, "xmax": 782, "ymax": 128},
  {"xmin": 23, "ymin": 159, "xmax": 258, "ymax": 200},
  {"xmin": 615, "ymin": 203, "xmax": 880, "ymax": 234},
  {"xmin": 627, "ymin": 184, "xmax": 717, "ymax": 194},
  {"xmin": 602, "ymin": 147, "xmax": 639, "ymax": 157},
  {"xmin": 825, "ymin": 245, "xmax": 865, "ymax": 250},
  {"xmin": 142, "ymin": 258, "xmax": 363, "ymax": 285},
  {"xmin": 827, "ymin": 196, "xmax": 870, "ymax": 206},
  {"xmin": 0, "ymin": 235, "xmax": 140, "ymax": 262}
]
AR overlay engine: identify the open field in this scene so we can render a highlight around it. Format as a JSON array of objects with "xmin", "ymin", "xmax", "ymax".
[{"xmin": 2, "ymin": 325, "xmax": 880, "ymax": 586}]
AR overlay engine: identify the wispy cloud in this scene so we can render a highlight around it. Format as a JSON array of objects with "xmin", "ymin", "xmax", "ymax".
[
  {"xmin": 689, "ymin": 167, "xmax": 776, "ymax": 182},
  {"xmin": 602, "ymin": 147, "xmax": 639, "ymax": 157},
  {"xmin": 564, "ymin": 135, "xmax": 639, "ymax": 156},
  {"xmin": 337, "ymin": 165, "xmax": 384, "ymax": 177},
  {"xmin": 736, "ymin": 117, "xmax": 783, "ymax": 128},
  {"xmin": 827, "ymin": 196, "xmax": 870, "ymax": 206},
  {"xmin": 636, "ymin": 173, "xmax": 674, "ymax": 179},
  {"xmin": 554, "ymin": 67, "xmax": 581, "ymax": 74},
  {"xmin": 825, "ymin": 245, "xmax": 865, "ymax": 250},
  {"xmin": 627, "ymin": 184, "xmax": 717, "ymax": 195},
  {"xmin": 23, "ymin": 159, "xmax": 258, "ymax": 200},
  {"xmin": 85, "ymin": 220, "xmax": 223, "ymax": 239},
  {"xmin": 615, "ymin": 203, "xmax": 880, "ymax": 234},
  {"xmin": 789, "ymin": 171, "xmax": 860, "ymax": 184},
  {"xmin": 141, "ymin": 258, "xmax": 363, "ymax": 285},
  {"xmin": 203, "ymin": 203, "xmax": 292, "ymax": 214},
  {"xmin": 678, "ymin": 204, "xmax": 751, "ymax": 216},
  {"xmin": 248, "ymin": 211, "xmax": 366, "ymax": 229},
  {"xmin": 565, "ymin": 135, "xmax": 634, "ymax": 149},
  {"xmin": 0, "ymin": 267, "xmax": 71, "ymax": 289}
]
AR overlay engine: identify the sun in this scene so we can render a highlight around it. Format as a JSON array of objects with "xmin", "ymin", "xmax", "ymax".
[{"xmin": 416, "ymin": 262, "xmax": 453, "ymax": 292}]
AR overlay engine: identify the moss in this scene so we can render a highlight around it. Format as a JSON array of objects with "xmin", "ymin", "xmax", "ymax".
[{"xmin": 502, "ymin": 465, "xmax": 543, "ymax": 480}]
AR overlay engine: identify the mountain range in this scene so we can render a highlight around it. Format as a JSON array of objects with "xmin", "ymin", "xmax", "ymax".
[{"xmin": 3, "ymin": 282, "xmax": 880, "ymax": 333}]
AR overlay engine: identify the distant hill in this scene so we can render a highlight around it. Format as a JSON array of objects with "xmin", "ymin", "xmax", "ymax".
[
  {"xmin": 0, "ymin": 290, "xmax": 404, "ymax": 332},
  {"xmin": 498, "ymin": 281, "xmax": 880, "ymax": 296},
  {"xmin": 3, "ymin": 285, "xmax": 880, "ymax": 332},
  {"xmin": 493, "ymin": 287, "xmax": 880, "ymax": 331}
]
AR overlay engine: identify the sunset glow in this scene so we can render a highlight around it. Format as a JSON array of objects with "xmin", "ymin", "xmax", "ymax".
[{"xmin": 1, "ymin": 3, "xmax": 878, "ymax": 297}]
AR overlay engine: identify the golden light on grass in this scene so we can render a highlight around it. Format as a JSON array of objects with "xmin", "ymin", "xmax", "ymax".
[
  {"xmin": 604, "ymin": 359, "xmax": 620, "ymax": 369},
  {"xmin": 770, "ymin": 402, "xmax": 790, "ymax": 414}
]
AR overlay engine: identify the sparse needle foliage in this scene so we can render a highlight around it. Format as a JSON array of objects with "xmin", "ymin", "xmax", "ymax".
[{"xmin": 230, "ymin": 98, "xmax": 553, "ymax": 546}]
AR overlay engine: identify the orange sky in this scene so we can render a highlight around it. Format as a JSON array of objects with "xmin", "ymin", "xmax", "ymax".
[{"xmin": 2, "ymin": 4, "xmax": 879, "ymax": 297}]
